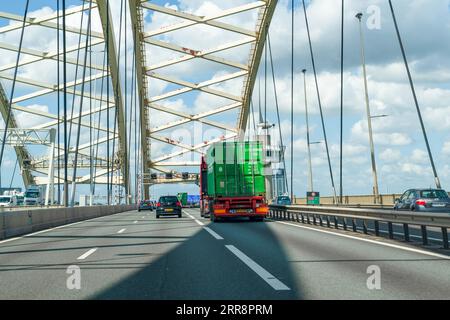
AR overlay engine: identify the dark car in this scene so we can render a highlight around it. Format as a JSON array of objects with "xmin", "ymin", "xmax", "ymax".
[
  {"xmin": 156, "ymin": 196, "xmax": 182, "ymax": 218},
  {"xmin": 394, "ymin": 189, "xmax": 450, "ymax": 213},
  {"xmin": 138, "ymin": 200, "xmax": 154, "ymax": 212}
]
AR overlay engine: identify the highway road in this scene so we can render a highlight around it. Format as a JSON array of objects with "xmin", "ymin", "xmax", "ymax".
[{"xmin": 0, "ymin": 208, "xmax": 449, "ymax": 299}]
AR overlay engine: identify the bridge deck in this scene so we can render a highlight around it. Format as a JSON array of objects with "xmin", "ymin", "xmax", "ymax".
[{"xmin": 0, "ymin": 208, "xmax": 448, "ymax": 299}]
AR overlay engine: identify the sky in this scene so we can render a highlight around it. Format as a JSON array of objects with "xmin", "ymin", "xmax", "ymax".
[{"xmin": 0, "ymin": 0, "xmax": 450, "ymax": 201}]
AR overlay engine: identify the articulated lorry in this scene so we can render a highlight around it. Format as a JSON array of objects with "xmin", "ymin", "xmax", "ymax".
[{"xmin": 200, "ymin": 141, "xmax": 268, "ymax": 222}]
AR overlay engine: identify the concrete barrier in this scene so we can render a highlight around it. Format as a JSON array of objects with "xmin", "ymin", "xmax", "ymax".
[{"xmin": 0, "ymin": 204, "xmax": 136, "ymax": 240}]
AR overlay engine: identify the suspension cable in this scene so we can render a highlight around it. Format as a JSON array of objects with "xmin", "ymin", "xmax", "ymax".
[
  {"xmin": 57, "ymin": 0, "xmax": 61, "ymax": 204},
  {"xmin": 127, "ymin": 41, "xmax": 136, "ymax": 203},
  {"xmin": 290, "ymin": 0, "xmax": 294, "ymax": 201},
  {"xmin": 67, "ymin": 1, "xmax": 87, "ymax": 147},
  {"xmin": 339, "ymin": 0, "xmax": 345, "ymax": 203},
  {"xmin": 92, "ymin": 47, "xmax": 108, "ymax": 196},
  {"xmin": 0, "ymin": 0, "xmax": 30, "ymax": 189},
  {"xmin": 110, "ymin": 0, "xmax": 125, "ymax": 204},
  {"xmin": 9, "ymin": 158, "xmax": 18, "ymax": 189},
  {"xmin": 70, "ymin": 0, "xmax": 93, "ymax": 206},
  {"xmin": 106, "ymin": 0, "xmax": 111, "ymax": 205},
  {"xmin": 388, "ymin": 0, "xmax": 441, "ymax": 189},
  {"xmin": 267, "ymin": 33, "xmax": 289, "ymax": 195},
  {"xmin": 89, "ymin": 8, "xmax": 93, "ymax": 205},
  {"xmin": 63, "ymin": 0, "xmax": 69, "ymax": 207},
  {"xmin": 124, "ymin": 0, "xmax": 129, "ymax": 203},
  {"xmin": 302, "ymin": 0, "xmax": 337, "ymax": 202}
]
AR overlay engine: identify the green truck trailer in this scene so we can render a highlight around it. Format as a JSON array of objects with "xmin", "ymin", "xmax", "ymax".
[
  {"xmin": 200, "ymin": 141, "xmax": 268, "ymax": 222},
  {"xmin": 177, "ymin": 192, "xmax": 188, "ymax": 207}
]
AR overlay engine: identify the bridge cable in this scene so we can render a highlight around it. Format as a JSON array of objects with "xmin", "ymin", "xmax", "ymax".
[
  {"xmin": 124, "ymin": 0, "xmax": 130, "ymax": 203},
  {"xmin": 8, "ymin": 159, "xmax": 18, "ymax": 190},
  {"xmin": 267, "ymin": 33, "xmax": 289, "ymax": 195},
  {"xmin": 264, "ymin": 25, "xmax": 268, "ymax": 127},
  {"xmin": 89, "ymin": 9, "xmax": 94, "ymax": 205},
  {"xmin": 62, "ymin": 0, "xmax": 69, "ymax": 207},
  {"xmin": 0, "ymin": 0, "xmax": 30, "ymax": 189},
  {"xmin": 290, "ymin": 0, "xmax": 294, "ymax": 201},
  {"xmin": 92, "ymin": 48, "xmax": 108, "ymax": 197},
  {"xmin": 67, "ymin": 1, "xmax": 87, "ymax": 148},
  {"xmin": 93, "ymin": 46, "xmax": 109, "ymax": 198},
  {"xmin": 57, "ymin": 0, "xmax": 61, "ymax": 204},
  {"xmin": 127, "ymin": 35, "xmax": 137, "ymax": 203},
  {"xmin": 110, "ymin": 0, "xmax": 125, "ymax": 204},
  {"xmin": 250, "ymin": 100, "xmax": 257, "ymax": 136},
  {"xmin": 106, "ymin": 0, "xmax": 111, "ymax": 205},
  {"xmin": 70, "ymin": 0, "xmax": 93, "ymax": 207},
  {"xmin": 131, "ymin": 23, "xmax": 138, "ymax": 203},
  {"xmin": 301, "ymin": 0, "xmax": 338, "ymax": 203},
  {"xmin": 388, "ymin": 0, "xmax": 441, "ymax": 189},
  {"xmin": 339, "ymin": 0, "xmax": 345, "ymax": 203}
]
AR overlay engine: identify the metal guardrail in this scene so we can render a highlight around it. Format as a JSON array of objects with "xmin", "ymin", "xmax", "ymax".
[{"xmin": 268, "ymin": 205, "xmax": 450, "ymax": 249}]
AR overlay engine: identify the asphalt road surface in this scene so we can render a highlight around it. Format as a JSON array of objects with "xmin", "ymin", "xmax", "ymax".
[{"xmin": 0, "ymin": 208, "xmax": 449, "ymax": 299}]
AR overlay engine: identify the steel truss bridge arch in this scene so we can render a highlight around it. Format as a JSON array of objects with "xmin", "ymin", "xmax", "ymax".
[{"xmin": 0, "ymin": 0, "xmax": 278, "ymax": 203}]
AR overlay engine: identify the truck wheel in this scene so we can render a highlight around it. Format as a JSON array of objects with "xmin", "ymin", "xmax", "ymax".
[{"xmin": 156, "ymin": 214, "xmax": 160, "ymax": 219}]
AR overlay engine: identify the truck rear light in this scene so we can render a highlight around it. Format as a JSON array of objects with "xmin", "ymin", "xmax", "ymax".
[
  {"xmin": 176, "ymin": 201, "xmax": 181, "ymax": 207},
  {"xmin": 255, "ymin": 206, "xmax": 268, "ymax": 213},
  {"xmin": 416, "ymin": 200, "xmax": 427, "ymax": 206},
  {"xmin": 214, "ymin": 208, "xmax": 226, "ymax": 214},
  {"xmin": 156, "ymin": 202, "xmax": 161, "ymax": 207}
]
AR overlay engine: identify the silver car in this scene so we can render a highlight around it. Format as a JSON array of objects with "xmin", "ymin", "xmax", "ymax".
[{"xmin": 394, "ymin": 189, "xmax": 450, "ymax": 213}]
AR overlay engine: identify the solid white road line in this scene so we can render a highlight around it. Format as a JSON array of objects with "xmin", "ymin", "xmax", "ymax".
[
  {"xmin": 117, "ymin": 228, "xmax": 126, "ymax": 234},
  {"xmin": 204, "ymin": 227, "xmax": 224, "ymax": 240},
  {"xmin": 77, "ymin": 248, "xmax": 98, "ymax": 260},
  {"xmin": 226, "ymin": 245, "xmax": 290, "ymax": 291},
  {"xmin": 273, "ymin": 220, "xmax": 450, "ymax": 260},
  {"xmin": 133, "ymin": 221, "xmax": 138, "ymax": 224}
]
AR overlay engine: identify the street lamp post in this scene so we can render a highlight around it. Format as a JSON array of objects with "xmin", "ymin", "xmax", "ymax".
[
  {"xmin": 356, "ymin": 13, "xmax": 380, "ymax": 204},
  {"xmin": 302, "ymin": 69, "xmax": 314, "ymax": 193}
]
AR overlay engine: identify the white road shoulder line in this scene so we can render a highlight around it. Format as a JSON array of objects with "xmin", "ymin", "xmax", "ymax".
[
  {"xmin": 117, "ymin": 228, "xmax": 126, "ymax": 234},
  {"xmin": 273, "ymin": 220, "xmax": 450, "ymax": 260},
  {"xmin": 77, "ymin": 248, "xmax": 97, "ymax": 260},
  {"xmin": 204, "ymin": 227, "xmax": 224, "ymax": 240},
  {"xmin": 226, "ymin": 245, "xmax": 290, "ymax": 291}
]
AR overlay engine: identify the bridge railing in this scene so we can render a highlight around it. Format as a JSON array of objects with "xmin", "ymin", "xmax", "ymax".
[{"xmin": 268, "ymin": 205, "xmax": 450, "ymax": 250}]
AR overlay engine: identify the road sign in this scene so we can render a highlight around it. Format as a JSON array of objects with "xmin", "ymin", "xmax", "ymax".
[{"xmin": 307, "ymin": 192, "xmax": 320, "ymax": 205}]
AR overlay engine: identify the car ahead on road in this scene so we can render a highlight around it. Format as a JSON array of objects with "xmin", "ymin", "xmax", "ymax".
[
  {"xmin": 156, "ymin": 196, "xmax": 182, "ymax": 218},
  {"xmin": 138, "ymin": 200, "xmax": 154, "ymax": 212},
  {"xmin": 394, "ymin": 189, "xmax": 450, "ymax": 213},
  {"xmin": 274, "ymin": 195, "xmax": 292, "ymax": 205}
]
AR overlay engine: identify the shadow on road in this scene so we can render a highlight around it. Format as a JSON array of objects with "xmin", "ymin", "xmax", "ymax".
[{"xmin": 92, "ymin": 214, "xmax": 302, "ymax": 300}]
